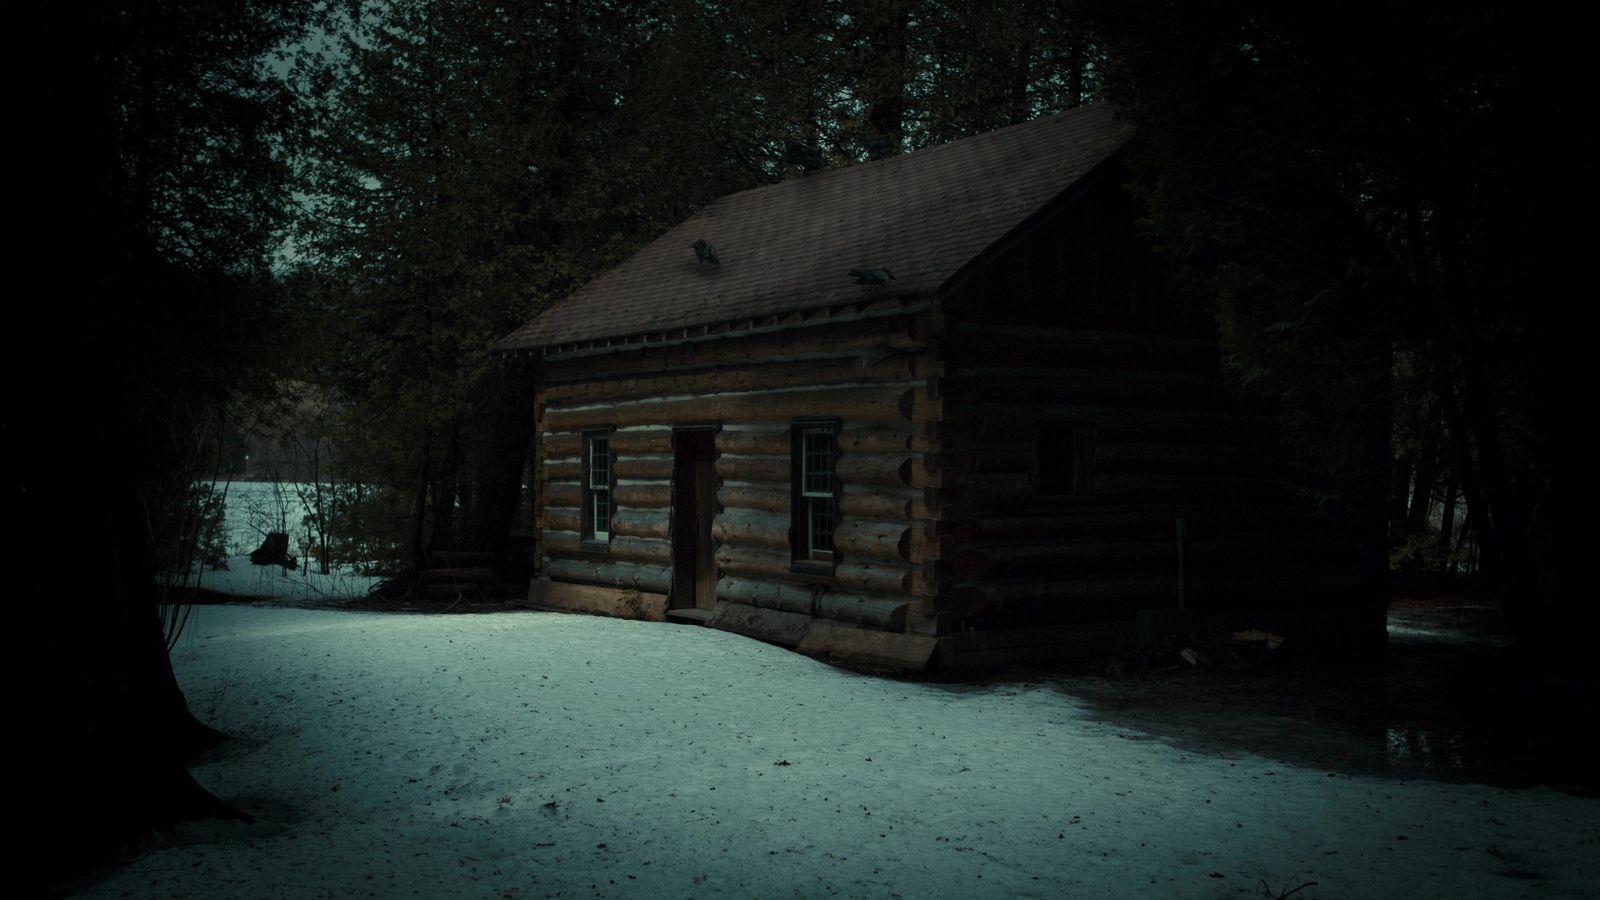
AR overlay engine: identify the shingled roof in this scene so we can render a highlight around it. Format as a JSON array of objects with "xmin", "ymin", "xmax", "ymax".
[{"xmin": 497, "ymin": 102, "xmax": 1131, "ymax": 353}]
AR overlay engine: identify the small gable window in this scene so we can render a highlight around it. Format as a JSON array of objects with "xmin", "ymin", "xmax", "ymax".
[
  {"xmin": 583, "ymin": 430, "xmax": 613, "ymax": 543},
  {"xmin": 1036, "ymin": 421, "xmax": 1092, "ymax": 500}
]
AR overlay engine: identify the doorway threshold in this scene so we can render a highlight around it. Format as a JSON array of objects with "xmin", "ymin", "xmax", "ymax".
[{"xmin": 666, "ymin": 607, "xmax": 713, "ymax": 624}]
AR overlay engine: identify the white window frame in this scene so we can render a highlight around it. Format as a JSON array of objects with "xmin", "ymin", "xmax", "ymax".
[
  {"xmin": 797, "ymin": 424, "xmax": 836, "ymax": 562},
  {"xmin": 584, "ymin": 431, "xmax": 612, "ymax": 543}
]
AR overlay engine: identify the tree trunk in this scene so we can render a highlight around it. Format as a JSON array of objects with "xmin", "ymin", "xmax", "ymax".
[
  {"xmin": 411, "ymin": 451, "xmax": 434, "ymax": 570},
  {"xmin": 1389, "ymin": 449, "xmax": 1414, "ymax": 541},
  {"xmin": 428, "ymin": 420, "xmax": 462, "ymax": 556},
  {"xmin": 20, "ymin": 407, "xmax": 250, "ymax": 883},
  {"xmin": 1435, "ymin": 477, "xmax": 1459, "ymax": 558},
  {"xmin": 1406, "ymin": 412, "xmax": 1439, "ymax": 533},
  {"xmin": 1066, "ymin": 39, "xmax": 1086, "ymax": 108},
  {"xmin": 861, "ymin": 0, "xmax": 911, "ymax": 159}
]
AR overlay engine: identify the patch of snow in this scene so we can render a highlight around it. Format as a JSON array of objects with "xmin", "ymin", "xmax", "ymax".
[
  {"xmin": 71, "ymin": 608, "xmax": 1600, "ymax": 899},
  {"xmin": 190, "ymin": 555, "xmax": 383, "ymax": 603}
]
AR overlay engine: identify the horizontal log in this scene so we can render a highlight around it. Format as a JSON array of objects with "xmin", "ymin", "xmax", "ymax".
[
  {"xmin": 529, "ymin": 578, "xmax": 668, "ymax": 622},
  {"xmin": 616, "ymin": 455, "xmax": 674, "ymax": 480},
  {"xmin": 837, "ymin": 490, "xmax": 917, "ymax": 521},
  {"xmin": 715, "ymin": 545, "xmax": 797, "ymax": 582},
  {"xmin": 612, "ymin": 507, "xmax": 670, "ymax": 540},
  {"xmin": 542, "ymin": 530, "xmax": 583, "ymax": 558},
  {"xmin": 717, "ymin": 428, "xmax": 790, "ymax": 455},
  {"xmin": 544, "ymin": 353, "xmax": 919, "ymax": 407},
  {"xmin": 836, "ymin": 454, "xmax": 916, "ymax": 488},
  {"xmin": 1092, "ymin": 442, "xmax": 1291, "ymax": 476},
  {"xmin": 954, "ymin": 505, "xmax": 1355, "ymax": 543},
  {"xmin": 939, "ymin": 473, "xmax": 1031, "ymax": 512},
  {"xmin": 715, "ymin": 426, "xmax": 924, "ymax": 457},
  {"xmin": 832, "ymin": 519, "xmax": 910, "ymax": 562},
  {"xmin": 951, "ymin": 540, "xmax": 1178, "ymax": 580},
  {"xmin": 948, "ymin": 325, "xmax": 1220, "ymax": 372},
  {"xmin": 547, "ymin": 558, "xmax": 672, "ymax": 594},
  {"xmin": 543, "ymin": 506, "xmax": 581, "ymax": 533},
  {"xmin": 543, "ymin": 433, "xmax": 581, "ymax": 458},
  {"xmin": 539, "ymin": 313, "xmax": 926, "ymax": 382},
  {"xmin": 718, "ymin": 484, "xmax": 790, "ymax": 514},
  {"xmin": 1186, "ymin": 572, "xmax": 1374, "ymax": 609},
  {"xmin": 934, "ymin": 575, "xmax": 1177, "ymax": 617},
  {"xmin": 838, "ymin": 427, "xmax": 920, "ymax": 454},
  {"xmin": 610, "ymin": 535, "xmax": 673, "ymax": 566},
  {"xmin": 612, "ymin": 429, "xmax": 675, "ymax": 455},
  {"xmin": 712, "ymin": 508, "xmax": 792, "ymax": 551},
  {"xmin": 706, "ymin": 600, "xmax": 812, "ymax": 647},
  {"xmin": 945, "ymin": 403, "xmax": 1278, "ymax": 445},
  {"xmin": 716, "ymin": 577, "xmax": 908, "ymax": 630},
  {"xmin": 545, "ymin": 460, "xmax": 581, "ymax": 481},
  {"xmin": 1092, "ymin": 472, "xmax": 1298, "ymax": 506},
  {"xmin": 614, "ymin": 481, "xmax": 672, "ymax": 508},
  {"xmin": 835, "ymin": 559, "xmax": 914, "ymax": 595},
  {"xmin": 939, "ymin": 470, "xmax": 1302, "ymax": 512},
  {"xmin": 544, "ymin": 385, "xmax": 917, "ymax": 432},
  {"xmin": 943, "ymin": 369, "xmax": 1227, "ymax": 409},
  {"xmin": 718, "ymin": 576, "xmax": 813, "ymax": 616},
  {"xmin": 716, "ymin": 454, "xmax": 789, "ymax": 484},
  {"xmin": 543, "ymin": 483, "xmax": 581, "ymax": 508},
  {"xmin": 947, "ymin": 443, "xmax": 1032, "ymax": 476}
]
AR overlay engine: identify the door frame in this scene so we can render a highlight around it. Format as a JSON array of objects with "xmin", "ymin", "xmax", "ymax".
[{"xmin": 669, "ymin": 423, "xmax": 721, "ymax": 610}]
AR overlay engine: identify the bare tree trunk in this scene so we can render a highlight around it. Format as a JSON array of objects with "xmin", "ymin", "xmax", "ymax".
[
  {"xmin": 862, "ymin": 0, "xmax": 911, "ymax": 159},
  {"xmin": 410, "ymin": 451, "xmax": 433, "ymax": 570},
  {"xmin": 1066, "ymin": 39, "xmax": 1086, "ymax": 108},
  {"xmin": 1389, "ymin": 449, "xmax": 1415, "ymax": 540},
  {"xmin": 1406, "ymin": 411, "xmax": 1439, "ymax": 533},
  {"xmin": 428, "ymin": 419, "xmax": 462, "ymax": 556},
  {"xmin": 1435, "ymin": 476, "xmax": 1459, "ymax": 558}
]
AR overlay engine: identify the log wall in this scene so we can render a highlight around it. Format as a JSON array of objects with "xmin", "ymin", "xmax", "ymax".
[
  {"xmin": 533, "ymin": 311, "xmax": 944, "ymax": 633},
  {"xmin": 930, "ymin": 170, "xmax": 1385, "ymax": 635}
]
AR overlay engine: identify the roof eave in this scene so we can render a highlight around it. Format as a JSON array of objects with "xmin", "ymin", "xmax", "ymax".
[{"xmin": 497, "ymin": 293, "xmax": 934, "ymax": 362}]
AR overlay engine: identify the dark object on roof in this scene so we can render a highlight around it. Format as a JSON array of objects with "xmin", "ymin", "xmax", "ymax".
[
  {"xmin": 848, "ymin": 268, "xmax": 895, "ymax": 287},
  {"xmin": 498, "ymin": 103, "xmax": 1132, "ymax": 353},
  {"xmin": 692, "ymin": 238, "xmax": 721, "ymax": 267}
]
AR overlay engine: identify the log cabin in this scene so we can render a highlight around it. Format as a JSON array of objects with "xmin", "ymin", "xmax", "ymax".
[{"xmin": 496, "ymin": 103, "xmax": 1387, "ymax": 672}]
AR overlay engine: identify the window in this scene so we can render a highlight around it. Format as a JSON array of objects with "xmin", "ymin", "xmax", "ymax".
[
  {"xmin": 792, "ymin": 422, "xmax": 837, "ymax": 564},
  {"xmin": 583, "ymin": 431, "xmax": 613, "ymax": 543},
  {"xmin": 1036, "ymin": 421, "xmax": 1092, "ymax": 500}
]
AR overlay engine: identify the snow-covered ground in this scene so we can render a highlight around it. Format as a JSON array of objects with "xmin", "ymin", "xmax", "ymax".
[
  {"xmin": 188, "ymin": 555, "xmax": 383, "ymax": 602},
  {"xmin": 69, "ymin": 607, "xmax": 1598, "ymax": 899}
]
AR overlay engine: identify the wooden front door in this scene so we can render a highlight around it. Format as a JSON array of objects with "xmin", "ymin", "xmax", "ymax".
[{"xmin": 671, "ymin": 427, "xmax": 719, "ymax": 611}]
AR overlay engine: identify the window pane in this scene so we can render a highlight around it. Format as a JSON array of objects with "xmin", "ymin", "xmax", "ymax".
[
  {"xmin": 809, "ymin": 495, "xmax": 834, "ymax": 554},
  {"xmin": 802, "ymin": 428, "xmax": 833, "ymax": 497},
  {"xmin": 1037, "ymin": 424, "xmax": 1077, "ymax": 497},
  {"xmin": 589, "ymin": 435, "xmax": 610, "ymax": 487},
  {"xmin": 593, "ymin": 490, "xmax": 610, "ymax": 537}
]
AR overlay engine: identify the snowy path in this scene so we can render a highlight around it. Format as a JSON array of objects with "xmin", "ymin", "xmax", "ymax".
[{"xmin": 73, "ymin": 607, "xmax": 1597, "ymax": 899}]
